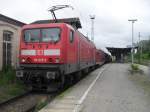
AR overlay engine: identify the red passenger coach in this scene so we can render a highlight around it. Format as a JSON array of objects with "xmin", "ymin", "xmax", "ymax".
[
  {"xmin": 16, "ymin": 18, "xmax": 102, "ymax": 90},
  {"xmin": 95, "ymin": 49, "xmax": 105, "ymax": 66}
]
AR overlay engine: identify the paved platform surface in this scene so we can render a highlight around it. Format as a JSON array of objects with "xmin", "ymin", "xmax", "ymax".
[
  {"xmin": 138, "ymin": 64, "xmax": 150, "ymax": 77},
  {"xmin": 39, "ymin": 64, "xmax": 150, "ymax": 112},
  {"xmin": 81, "ymin": 64, "xmax": 150, "ymax": 112}
]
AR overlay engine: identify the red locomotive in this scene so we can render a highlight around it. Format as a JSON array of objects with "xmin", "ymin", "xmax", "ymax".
[{"xmin": 16, "ymin": 18, "xmax": 107, "ymax": 90}]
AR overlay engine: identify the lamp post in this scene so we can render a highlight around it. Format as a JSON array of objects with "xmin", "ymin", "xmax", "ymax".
[
  {"xmin": 128, "ymin": 19, "xmax": 137, "ymax": 64},
  {"xmin": 90, "ymin": 15, "xmax": 95, "ymax": 42},
  {"xmin": 138, "ymin": 32, "xmax": 142, "ymax": 63}
]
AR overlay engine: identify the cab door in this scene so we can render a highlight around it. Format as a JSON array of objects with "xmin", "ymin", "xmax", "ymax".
[{"xmin": 66, "ymin": 29, "xmax": 77, "ymax": 73}]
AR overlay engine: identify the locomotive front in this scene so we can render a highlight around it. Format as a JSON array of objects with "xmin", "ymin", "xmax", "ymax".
[{"xmin": 16, "ymin": 23, "xmax": 66, "ymax": 89}]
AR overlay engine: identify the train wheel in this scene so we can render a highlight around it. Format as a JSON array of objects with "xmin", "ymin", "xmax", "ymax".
[
  {"xmin": 68, "ymin": 75, "xmax": 74, "ymax": 86},
  {"xmin": 59, "ymin": 75, "xmax": 65, "ymax": 89},
  {"xmin": 47, "ymin": 82, "xmax": 59, "ymax": 92},
  {"xmin": 28, "ymin": 85, "xmax": 33, "ymax": 91},
  {"xmin": 91, "ymin": 66, "xmax": 96, "ymax": 71},
  {"xmin": 74, "ymin": 71, "xmax": 82, "ymax": 81},
  {"xmin": 83, "ymin": 68, "xmax": 89, "ymax": 76}
]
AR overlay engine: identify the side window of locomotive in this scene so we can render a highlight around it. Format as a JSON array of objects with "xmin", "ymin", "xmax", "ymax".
[{"xmin": 69, "ymin": 30, "xmax": 74, "ymax": 43}]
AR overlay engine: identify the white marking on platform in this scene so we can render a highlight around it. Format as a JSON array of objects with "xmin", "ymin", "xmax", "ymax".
[
  {"xmin": 39, "ymin": 65, "xmax": 109, "ymax": 112},
  {"xmin": 73, "ymin": 66, "xmax": 107, "ymax": 112}
]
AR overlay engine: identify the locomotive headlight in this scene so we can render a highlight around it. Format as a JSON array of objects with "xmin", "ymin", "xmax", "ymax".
[
  {"xmin": 21, "ymin": 58, "xmax": 26, "ymax": 62},
  {"xmin": 55, "ymin": 58, "xmax": 60, "ymax": 63}
]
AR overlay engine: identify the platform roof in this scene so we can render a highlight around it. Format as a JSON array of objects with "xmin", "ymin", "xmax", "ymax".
[
  {"xmin": 106, "ymin": 47, "xmax": 132, "ymax": 55},
  {"xmin": 31, "ymin": 17, "xmax": 82, "ymax": 29}
]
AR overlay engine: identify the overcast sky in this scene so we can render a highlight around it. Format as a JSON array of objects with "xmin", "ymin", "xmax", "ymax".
[{"xmin": 1, "ymin": 0, "xmax": 150, "ymax": 49}]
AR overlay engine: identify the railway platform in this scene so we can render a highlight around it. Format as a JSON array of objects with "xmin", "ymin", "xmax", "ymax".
[{"xmin": 39, "ymin": 63, "xmax": 150, "ymax": 112}]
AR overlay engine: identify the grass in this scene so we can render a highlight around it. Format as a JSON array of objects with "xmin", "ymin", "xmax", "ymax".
[
  {"xmin": 129, "ymin": 64, "xmax": 144, "ymax": 75},
  {"xmin": 0, "ymin": 68, "xmax": 16, "ymax": 85},
  {"xmin": 0, "ymin": 67, "xmax": 26, "ymax": 102},
  {"xmin": 131, "ymin": 64, "xmax": 139, "ymax": 71},
  {"xmin": 126, "ymin": 52, "xmax": 150, "ymax": 66},
  {"xmin": 34, "ymin": 100, "xmax": 48, "ymax": 112}
]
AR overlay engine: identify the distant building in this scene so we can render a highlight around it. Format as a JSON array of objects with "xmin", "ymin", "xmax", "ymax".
[
  {"xmin": 107, "ymin": 47, "xmax": 132, "ymax": 63},
  {"xmin": 0, "ymin": 14, "xmax": 25, "ymax": 70}
]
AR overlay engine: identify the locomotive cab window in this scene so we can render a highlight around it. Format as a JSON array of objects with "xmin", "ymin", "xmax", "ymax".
[
  {"xmin": 24, "ymin": 29, "xmax": 40, "ymax": 42},
  {"xmin": 69, "ymin": 30, "xmax": 74, "ymax": 43},
  {"xmin": 24, "ymin": 28, "xmax": 61, "ymax": 43},
  {"xmin": 42, "ymin": 28, "xmax": 61, "ymax": 42}
]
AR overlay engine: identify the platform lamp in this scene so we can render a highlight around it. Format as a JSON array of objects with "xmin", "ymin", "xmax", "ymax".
[{"xmin": 128, "ymin": 19, "xmax": 137, "ymax": 64}]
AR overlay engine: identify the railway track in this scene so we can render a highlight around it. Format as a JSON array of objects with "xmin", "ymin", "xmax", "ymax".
[
  {"xmin": 0, "ymin": 85, "xmax": 74, "ymax": 112},
  {"xmin": 0, "ymin": 69, "xmax": 96, "ymax": 112},
  {"xmin": 0, "ymin": 91, "xmax": 31, "ymax": 107},
  {"xmin": 0, "ymin": 90, "xmax": 56, "ymax": 112}
]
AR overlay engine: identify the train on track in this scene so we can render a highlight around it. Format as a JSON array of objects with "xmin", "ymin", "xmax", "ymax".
[{"xmin": 16, "ymin": 17, "xmax": 111, "ymax": 91}]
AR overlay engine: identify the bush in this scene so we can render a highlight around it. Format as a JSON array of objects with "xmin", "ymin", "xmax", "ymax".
[
  {"xmin": 0, "ymin": 66, "xmax": 16, "ymax": 85},
  {"xmin": 0, "ymin": 67, "xmax": 27, "ymax": 103},
  {"xmin": 2, "ymin": 65, "xmax": 12, "ymax": 72},
  {"xmin": 131, "ymin": 64, "xmax": 139, "ymax": 71},
  {"xmin": 148, "ymin": 52, "xmax": 150, "ymax": 59}
]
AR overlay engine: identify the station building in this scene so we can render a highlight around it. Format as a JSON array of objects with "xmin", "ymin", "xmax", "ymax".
[{"xmin": 0, "ymin": 14, "xmax": 25, "ymax": 70}]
